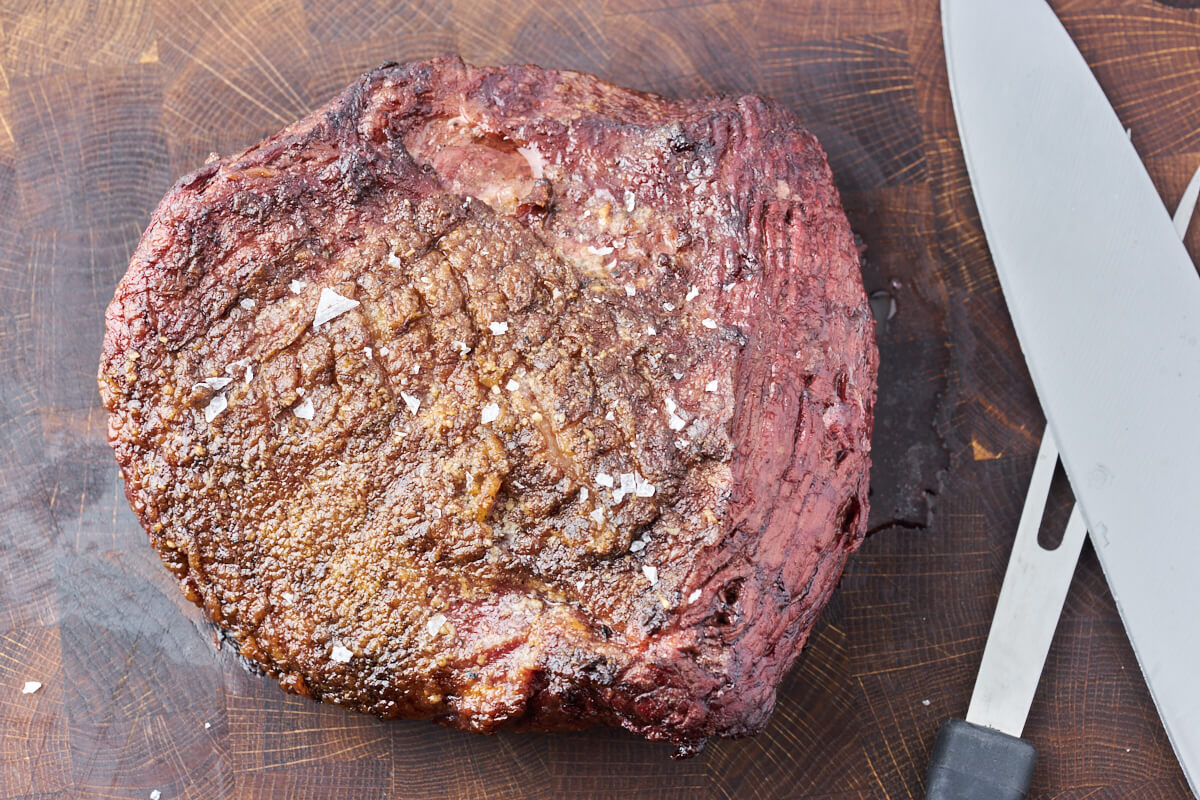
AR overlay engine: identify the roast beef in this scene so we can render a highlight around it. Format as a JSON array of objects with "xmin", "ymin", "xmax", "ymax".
[{"xmin": 98, "ymin": 56, "xmax": 877, "ymax": 752}]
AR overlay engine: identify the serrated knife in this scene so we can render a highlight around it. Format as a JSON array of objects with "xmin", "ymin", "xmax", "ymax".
[{"xmin": 933, "ymin": 0, "xmax": 1200, "ymax": 797}]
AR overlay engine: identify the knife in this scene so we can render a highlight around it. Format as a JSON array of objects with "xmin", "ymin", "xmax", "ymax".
[
  {"xmin": 924, "ymin": 181, "xmax": 1200, "ymax": 799},
  {"xmin": 936, "ymin": 0, "xmax": 1200, "ymax": 795}
]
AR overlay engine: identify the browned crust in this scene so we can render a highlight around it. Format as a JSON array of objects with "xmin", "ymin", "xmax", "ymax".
[{"xmin": 99, "ymin": 56, "xmax": 876, "ymax": 750}]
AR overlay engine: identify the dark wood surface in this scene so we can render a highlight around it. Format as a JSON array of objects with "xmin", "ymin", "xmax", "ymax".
[{"xmin": 1, "ymin": 1, "xmax": 1195, "ymax": 797}]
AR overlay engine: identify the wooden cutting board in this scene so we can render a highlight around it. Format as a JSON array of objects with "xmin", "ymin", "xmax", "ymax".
[{"xmin": 1, "ymin": 1, "xmax": 1195, "ymax": 797}]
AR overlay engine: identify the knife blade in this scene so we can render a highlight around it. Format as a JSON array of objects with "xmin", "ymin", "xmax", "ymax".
[{"xmin": 942, "ymin": 0, "xmax": 1200, "ymax": 793}]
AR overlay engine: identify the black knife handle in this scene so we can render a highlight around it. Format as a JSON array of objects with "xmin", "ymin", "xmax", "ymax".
[{"xmin": 925, "ymin": 719, "xmax": 1037, "ymax": 800}]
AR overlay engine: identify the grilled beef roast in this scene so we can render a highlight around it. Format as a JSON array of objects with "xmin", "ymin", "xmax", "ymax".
[{"xmin": 99, "ymin": 57, "xmax": 877, "ymax": 751}]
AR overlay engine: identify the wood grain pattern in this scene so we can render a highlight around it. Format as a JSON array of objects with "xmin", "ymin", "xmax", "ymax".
[{"xmin": 0, "ymin": 1, "xmax": 1194, "ymax": 797}]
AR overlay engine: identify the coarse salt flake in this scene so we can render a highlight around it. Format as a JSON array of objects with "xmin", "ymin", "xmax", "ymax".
[
  {"xmin": 587, "ymin": 245, "xmax": 614, "ymax": 256},
  {"xmin": 595, "ymin": 472, "xmax": 614, "ymax": 488},
  {"xmin": 239, "ymin": 298, "xmax": 255, "ymax": 310},
  {"xmin": 663, "ymin": 302, "xmax": 675, "ymax": 311},
  {"xmin": 289, "ymin": 279, "xmax": 307, "ymax": 293},
  {"xmin": 453, "ymin": 340, "xmax": 471, "ymax": 355},
  {"xmin": 578, "ymin": 487, "xmax": 589, "ymax": 502},
  {"xmin": 225, "ymin": 358, "xmax": 251, "ymax": 380},
  {"xmin": 589, "ymin": 507, "xmax": 605, "ymax": 524},
  {"xmin": 364, "ymin": 346, "xmax": 373, "ymax": 359},
  {"xmin": 688, "ymin": 590, "xmax": 702, "ymax": 604},
  {"xmin": 313, "ymin": 288, "xmax": 359, "ymax": 329},
  {"xmin": 150, "ymin": 791, "xmax": 161, "ymax": 800},
  {"xmin": 292, "ymin": 397, "xmax": 315, "ymax": 420},
  {"xmin": 669, "ymin": 413, "xmax": 687, "ymax": 431},
  {"xmin": 505, "ymin": 379, "xmax": 519, "ymax": 391},
  {"xmin": 281, "ymin": 592, "xmax": 295, "ymax": 603},
  {"xmin": 613, "ymin": 472, "xmax": 637, "ymax": 504},
  {"xmin": 702, "ymin": 318, "xmax": 717, "ymax": 329},
  {"xmin": 481, "ymin": 403, "xmax": 500, "ymax": 424},
  {"xmin": 204, "ymin": 393, "xmax": 227, "ymax": 423},
  {"xmin": 706, "ymin": 380, "xmax": 719, "ymax": 392},
  {"xmin": 665, "ymin": 396, "xmax": 677, "ymax": 415},
  {"xmin": 21, "ymin": 681, "xmax": 41, "ymax": 694},
  {"xmin": 380, "ymin": 346, "xmax": 390, "ymax": 356},
  {"xmin": 387, "ymin": 252, "xmax": 404, "ymax": 268},
  {"xmin": 630, "ymin": 539, "xmax": 645, "ymax": 552},
  {"xmin": 673, "ymin": 372, "xmax": 683, "ymax": 380},
  {"xmin": 330, "ymin": 644, "xmax": 353, "ymax": 663},
  {"xmin": 204, "ymin": 722, "xmax": 211, "ymax": 729},
  {"xmin": 605, "ymin": 410, "xmax": 615, "ymax": 421},
  {"xmin": 426, "ymin": 614, "xmax": 447, "ymax": 636},
  {"xmin": 685, "ymin": 286, "xmax": 699, "ymax": 302},
  {"xmin": 401, "ymin": 392, "xmax": 420, "ymax": 415},
  {"xmin": 489, "ymin": 320, "xmax": 509, "ymax": 335},
  {"xmin": 624, "ymin": 190, "xmax": 636, "ymax": 212},
  {"xmin": 646, "ymin": 325, "xmax": 656, "ymax": 336},
  {"xmin": 635, "ymin": 476, "xmax": 655, "ymax": 498},
  {"xmin": 642, "ymin": 565, "xmax": 659, "ymax": 585},
  {"xmin": 625, "ymin": 284, "xmax": 636, "ymax": 297},
  {"xmin": 199, "ymin": 376, "xmax": 233, "ymax": 391}
]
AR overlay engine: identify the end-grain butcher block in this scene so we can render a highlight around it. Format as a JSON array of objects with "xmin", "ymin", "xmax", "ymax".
[{"xmin": 98, "ymin": 56, "xmax": 877, "ymax": 752}]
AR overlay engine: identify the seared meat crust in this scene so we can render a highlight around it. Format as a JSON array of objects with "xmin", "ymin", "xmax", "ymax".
[{"xmin": 99, "ymin": 57, "xmax": 877, "ymax": 750}]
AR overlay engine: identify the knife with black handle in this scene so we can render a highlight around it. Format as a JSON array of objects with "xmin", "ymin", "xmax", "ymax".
[
  {"xmin": 924, "ymin": 435, "xmax": 1084, "ymax": 800},
  {"xmin": 933, "ymin": 0, "xmax": 1200, "ymax": 795},
  {"xmin": 926, "ymin": 176, "xmax": 1200, "ymax": 798}
]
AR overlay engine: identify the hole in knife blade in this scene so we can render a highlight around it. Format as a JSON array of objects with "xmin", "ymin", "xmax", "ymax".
[{"xmin": 1037, "ymin": 460, "xmax": 1075, "ymax": 551}]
